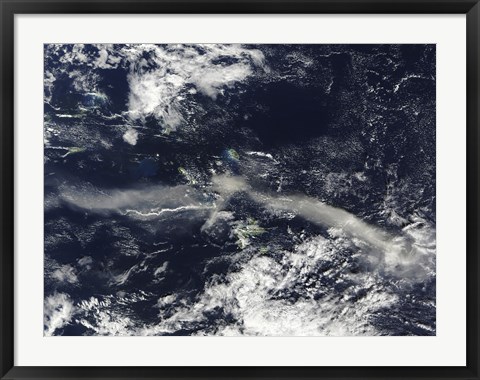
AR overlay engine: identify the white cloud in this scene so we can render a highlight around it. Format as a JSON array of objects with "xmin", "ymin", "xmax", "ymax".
[
  {"xmin": 95, "ymin": 48, "xmax": 110, "ymax": 68},
  {"xmin": 77, "ymin": 256, "xmax": 93, "ymax": 266},
  {"xmin": 51, "ymin": 264, "xmax": 79, "ymax": 284},
  {"xmin": 45, "ymin": 43, "xmax": 266, "ymax": 131},
  {"xmin": 189, "ymin": 63, "xmax": 252, "ymax": 99},
  {"xmin": 212, "ymin": 175, "xmax": 430, "ymax": 278},
  {"xmin": 59, "ymin": 182, "xmax": 206, "ymax": 215},
  {"xmin": 146, "ymin": 220, "xmax": 434, "ymax": 336},
  {"xmin": 124, "ymin": 44, "xmax": 265, "ymax": 129},
  {"xmin": 122, "ymin": 128, "xmax": 138, "ymax": 145},
  {"xmin": 76, "ymin": 294, "xmax": 149, "ymax": 336},
  {"xmin": 94, "ymin": 45, "xmax": 122, "ymax": 69},
  {"xmin": 153, "ymin": 262, "xmax": 169, "ymax": 277},
  {"xmin": 48, "ymin": 175, "xmax": 435, "ymax": 336},
  {"xmin": 64, "ymin": 213, "xmax": 434, "ymax": 336},
  {"xmin": 116, "ymin": 235, "xmax": 399, "ymax": 336},
  {"xmin": 44, "ymin": 292, "xmax": 75, "ymax": 336}
]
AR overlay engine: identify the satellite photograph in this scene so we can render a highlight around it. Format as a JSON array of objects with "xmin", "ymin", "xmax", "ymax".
[{"xmin": 44, "ymin": 44, "xmax": 436, "ymax": 336}]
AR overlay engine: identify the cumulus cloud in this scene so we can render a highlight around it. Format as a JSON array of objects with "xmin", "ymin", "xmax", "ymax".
[
  {"xmin": 122, "ymin": 128, "xmax": 138, "ymax": 145},
  {"xmin": 76, "ymin": 293, "xmax": 150, "ymax": 336},
  {"xmin": 191, "ymin": 246, "xmax": 398, "ymax": 336},
  {"xmin": 44, "ymin": 293, "xmax": 75, "ymax": 336},
  {"xmin": 51, "ymin": 264, "xmax": 79, "ymax": 284},
  {"xmin": 77, "ymin": 256, "xmax": 93, "ymax": 266},
  {"xmin": 190, "ymin": 63, "xmax": 252, "ymax": 99},
  {"xmin": 69, "ymin": 219, "xmax": 433, "ymax": 336},
  {"xmin": 45, "ymin": 43, "xmax": 266, "ymax": 131},
  {"xmin": 123, "ymin": 44, "xmax": 265, "ymax": 129},
  {"xmin": 141, "ymin": 218, "xmax": 433, "ymax": 336},
  {"xmin": 92, "ymin": 235, "xmax": 399, "ymax": 336},
  {"xmin": 94, "ymin": 44, "xmax": 122, "ymax": 69}
]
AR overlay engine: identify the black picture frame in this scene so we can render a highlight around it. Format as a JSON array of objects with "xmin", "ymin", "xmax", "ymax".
[{"xmin": 1, "ymin": 1, "xmax": 479, "ymax": 379}]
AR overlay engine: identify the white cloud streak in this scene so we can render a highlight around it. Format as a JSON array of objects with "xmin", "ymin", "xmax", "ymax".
[
  {"xmin": 51, "ymin": 175, "xmax": 434, "ymax": 336},
  {"xmin": 211, "ymin": 175, "xmax": 428, "ymax": 276}
]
